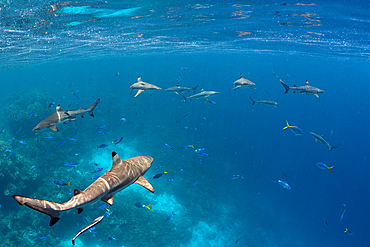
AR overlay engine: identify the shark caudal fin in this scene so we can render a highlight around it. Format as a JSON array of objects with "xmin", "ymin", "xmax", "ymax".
[
  {"xmin": 87, "ymin": 99, "xmax": 100, "ymax": 117},
  {"xmin": 283, "ymin": 120, "xmax": 291, "ymax": 130},
  {"xmin": 330, "ymin": 146, "xmax": 339, "ymax": 151},
  {"xmin": 327, "ymin": 166, "xmax": 334, "ymax": 173},
  {"xmin": 192, "ymin": 85, "xmax": 199, "ymax": 92},
  {"xmin": 279, "ymin": 79, "xmax": 290, "ymax": 94},
  {"xmin": 249, "ymin": 96, "xmax": 256, "ymax": 105},
  {"xmin": 182, "ymin": 95, "xmax": 187, "ymax": 103},
  {"xmin": 12, "ymin": 195, "xmax": 64, "ymax": 227}
]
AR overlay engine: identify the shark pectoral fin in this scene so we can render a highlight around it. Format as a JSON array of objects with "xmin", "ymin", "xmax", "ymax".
[
  {"xmin": 77, "ymin": 208, "xmax": 84, "ymax": 214},
  {"xmin": 314, "ymin": 93, "xmax": 319, "ymax": 98},
  {"xmin": 49, "ymin": 125, "xmax": 59, "ymax": 132},
  {"xmin": 135, "ymin": 175, "xmax": 154, "ymax": 193},
  {"xmin": 101, "ymin": 195, "xmax": 113, "ymax": 206},
  {"xmin": 134, "ymin": 90, "xmax": 145, "ymax": 97}
]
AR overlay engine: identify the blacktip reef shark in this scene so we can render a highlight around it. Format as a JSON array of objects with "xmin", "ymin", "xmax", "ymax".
[
  {"xmin": 232, "ymin": 73, "xmax": 255, "ymax": 90},
  {"xmin": 13, "ymin": 152, "xmax": 154, "ymax": 226},
  {"xmin": 279, "ymin": 78, "xmax": 324, "ymax": 98},
  {"xmin": 32, "ymin": 99, "xmax": 100, "ymax": 132},
  {"xmin": 182, "ymin": 88, "xmax": 219, "ymax": 103},
  {"xmin": 165, "ymin": 83, "xmax": 199, "ymax": 95},
  {"xmin": 249, "ymin": 96, "xmax": 278, "ymax": 107},
  {"xmin": 310, "ymin": 132, "xmax": 338, "ymax": 151},
  {"xmin": 130, "ymin": 76, "xmax": 162, "ymax": 97}
]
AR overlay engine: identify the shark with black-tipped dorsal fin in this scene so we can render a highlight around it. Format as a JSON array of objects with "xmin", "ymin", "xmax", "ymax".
[
  {"xmin": 12, "ymin": 152, "xmax": 154, "ymax": 227},
  {"xmin": 32, "ymin": 99, "xmax": 100, "ymax": 132},
  {"xmin": 182, "ymin": 88, "xmax": 219, "ymax": 103},
  {"xmin": 165, "ymin": 83, "xmax": 199, "ymax": 95},
  {"xmin": 130, "ymin": 76, "xmax": 162, "ymax": 97},
  {"xmin": 249, "ymin": 96, "xmax": 278, "ymax": 107},
  {"xmin": 310, "ymin": 132, "xmax": 338, "ymax": 151},
  {"xmin": 279, "ymin": 78, "xmax": 324, "ymax": 98},
  {"xmin": 231, "ymin": 73, "xmax": 255, "ymax": 90}
]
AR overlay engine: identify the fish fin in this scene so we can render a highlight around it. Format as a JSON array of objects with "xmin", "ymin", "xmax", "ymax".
[
  {"xmin": 192, "ymin": 85, "xmax": 199, "ymax": 92},
  {"xmin": 249, "ymin": 96, "xmax": 256, "ymax": 105},
  {"xmin": 77, "ymin": 208, "xmax": 84, "ymax": 214},
  {"xmin": 112, "ymin": 152, "xmax": 122, "ymax": 167},
  {"xmin": 283, "ymin": 120, "xmax": 290, "ymax": 130},
  {"xmin": 135, "ymin": 175, "xmax": 154, "ymax": 193},
  {"xmin": 279, "ymin": 79, "xmax": 290, "ymax": 94},
  {"xmin": 205, "ymin": 98, "xmax": 209, "ymax": 103},
  {"xmin": 330, "ymin": 146, "xmax": 338, "ymax": 151},
  {"xmin": 101, "ymin": 195, "xmax": 113, "ymax": 206},
  {"xmin": 134, "ymin": 90, "xmax": 145, "ymax": 97},
  {"xmin": 12, "ymin": 195, "xmax": 63, "ymax": 227},
  {"xmin": 49, "ymin": 125, "xmax": 59, "ymax": 132},
  {"xmin": 182, "ymin": 95, "xmax": 187, "ymax": 103},
  {"xmin": 327, "ymin": 166, "xmax": 334, "ymax": 173},
  {"xmin": 314, "ymin": 93, "xmax": 319, "ymax": 98},
  {"xmin": 306, "ymin": 80, "xmax": 310, "ymax": 85},
  {"xmin": 67, "ymin": 181, "xmax": 71, "ymax": 187},
  {"xmin": 87, "ymin": 99, "xmax": 100, "ymax": 117},
  {"xmin": 146, "ymin": 203, "xmax": 152, "ymax": 211}
]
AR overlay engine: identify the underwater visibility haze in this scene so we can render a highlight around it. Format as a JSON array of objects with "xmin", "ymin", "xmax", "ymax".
[{"xmin": 1, "ymin": 0, "xmax": 370, "ymax": 246}]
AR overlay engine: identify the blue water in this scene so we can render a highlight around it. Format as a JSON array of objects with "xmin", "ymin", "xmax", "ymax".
[{"xmin": 1, "ymin": 0, "xmax": 370, "ymax": 246}]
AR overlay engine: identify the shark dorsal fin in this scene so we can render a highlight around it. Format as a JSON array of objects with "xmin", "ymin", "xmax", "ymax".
[
  {"xmin": 112, "ymin": 152, "xmax": 122, "ymax": 167},
  {"xmin": 269, "ymin": 97, "xmax": 271, "ymax": 100},
  {"xmin": 137, "ymin": 76, "xmax": 142, "ymax": 82},
  {"xmin": 306, "ymin": 80, "xmax": 310, "ymax": 85},
  {"xmin": 176, "ymin": 83, "xmax": 180, "ymax": 87},
  {"xmin": 101, "ymin": 195, "xmax": 113, "ymax": 205},
  {"xmin": 78, "ymin": 107, "xmax": 83, "ymax": 110},
  {"xmin": 239, "ymin": 73, "xmax": 243, "ymax": 79},
  {"xmin": 55, "ymin": 105, "xmax": 63, "ymax": 113},
  {"xmin": 74, "ymin": 189, "xmax": 83, "ymax": 196},
  {"xmin": 135, "ymin": 175, "xmax": 154, "ymax": 193},
  {"xmin": 200, "ymin": 88, "xmax": 205, "ymax": 92}
]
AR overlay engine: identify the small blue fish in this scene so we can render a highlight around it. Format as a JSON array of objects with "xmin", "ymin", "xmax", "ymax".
[
  {"xmin": 9, "ymin": 137, "xmax": 14, "ymax": 145},
  {"xmin": 191, "ymin": 181, "xmax": 198, "ymax": 187},
  {"xmin": 166, "ymin": 179, "xmax": 174, "ymax": 182},
  {"xmin": 205, "ymin": 98, "xmax": 217, "ymax": 104},
  {"xmin": 182, "ymin": 145, "xmax": 194, "ymax": 149},
  {"xmin": 283, "ymin": 120, "xmax": 304, "ymax": 136},
  {"xmin": 194, "ymin": 148, "xmax": 205, "ymax": 153},
  {"xmin": 155, "ymin": 165, "xmax": 164, "ymax": 170},
  {"xmin": 68, "ymin": 190, "xmax": 74, "ymax": 195},
  {"xmin": 340, "ymin": 209, "xmax": 346, "ymax": 222},
  {"xmin": 5, "ymin": 149, "xmax": 15, "ymax": 154},
  {"xmin": 96, "ymin": 130, "xmax": 105, "ymax": 134},
  {"xmin": 44, "ymin": 136, "xmax": 54, "ymax": 139},
  {"xmin": 74, "ymin": 153, "xmax": 81, "ymax": 156},
  {"xmin": 64, "ymin": 164, "xmax": 75, "ymax": 168},
  {"xmin": 97, "ymin": 144, "xmax": 107, "ymax": 150},
  {"xmin": 344, "ymin": 228, "xmax": 355, "ymax": 235},
  {"xmin": 316, "ymin": 162, "xmax": 334, "ymax": 173},
  {"xmin": 183, "ymin": 112, "xmax": 190, "ymax": 118},
  {"xmin": 57, "ymin": 141, "xmax": 65, "ymax": 146},
  {"xmin": 93, "ymin": 163, "xmax": 99, "ymax": 167},
  {"xmin": 46, "ymin": 102, "xmax": 55, "ymax": 110},
  {"xmin": 165, "ymin": 143, "xmax": 174, "ymax": 151},
  {"xmin": 91, "ymin": 168, "xmax": 103, "ymax": 174},
  {"xmin": 197, "ymin": 152, "xmax": 210, "ymax": 157},
  {"xmin": 97, "ymin": 125, "xmax": 106, "ymax": 129},
  {"xmin": 277, "ymin": 180, "xmax": 291, "ymax": 190},
  {"xmin": 38, "ymin": 236, "xmax": 49, "ymax": 241},
  {"xmin": 96, "ymin": 204, "xmax": 109, "ymax": 210},
  {"xmin": 118, "ymin": 220, "xmax": 127, "ymax": 228},
  {"xmin": 70, "ymin": 162, "xmax": 79, "ymax": 165},
  {"xmin": 105, "ymin": 237, "xmax": 117, "ymax": 242},
  {"xmin": 165, "ymin": 212, "xmax": 175, "ymax": 221},
  {"xmin": 230, "ymin": 175, "xmax": 244, "ymax": 179},
  {"xmin": 120, "ymin": 118, "xmax": 127, "ymax": 122},
  {"xmin": 91, "ymin": 176, "xmax": 100, "ymax": 180},
  {"xmin": 68, "ymin": 137, "xmax": 77, "ymax": 141},
  {"xmin": 54, "ymin": 180, "xmax": 71, "ymax": 187},
  {"xmin": 17, "ymin": 140, "xmax": 28, "ymax": 145},
  {"xmin": 114, "ymin": 137, "xmax": 123, "ymax": 145},
  {"xmin": 153, "ymin": 169, "xmax": 167, "ymax": 179}
]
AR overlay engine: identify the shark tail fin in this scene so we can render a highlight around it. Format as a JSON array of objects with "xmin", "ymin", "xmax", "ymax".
[
  {"xmin": 192, "ymin": 85, "xmax": 199, "ymax": 92},
  {"xmin": 249, "ymin": 96, "xmax": 256, "ymax": 105},
  {"xmin": 182, "ymin": 95, "xmax": 187, "ymax": 103},
  {"xmin": 327, "ymin": 166, "xmax": 334, "ymax": 173},
  {"xmin": 146, "ymin": 203, "xmax": 152, "ymax": 211},
  {"xmin": 283, "ymin": 120, "xmax": 291, "ymax": 130},
  {"xmin": 12, "ymin": 195, "xmax": 64, "ymax": 227},
  {"xmin": 87, "ymin": 99, "xmax": 100, "ymax": 117},
  {"xmin": 330, "ymin": 146, "xmax": 339, "ymax": 151},
  {"xmin": 279, "ymin": 79, "xmax": 290, "ymax": 94}
]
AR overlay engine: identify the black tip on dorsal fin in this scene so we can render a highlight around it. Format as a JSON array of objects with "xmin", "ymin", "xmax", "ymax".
[
  {"xmin": 240, "ymin": 73, "xmax": 243, "ymax": 78},
  {"xmin": 306, "ymin": 80, "xmax": 309, "ymax": 85},
  {"xmin": 112, "ymin": 152, "xmax": 121, "ymax": 167},
  {"xmin": 74, "ymin": 189, "xmax": 82, "ymax": 196}
]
